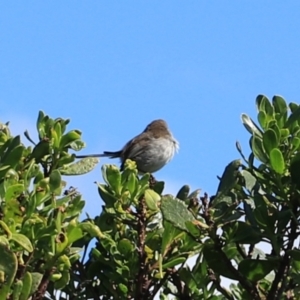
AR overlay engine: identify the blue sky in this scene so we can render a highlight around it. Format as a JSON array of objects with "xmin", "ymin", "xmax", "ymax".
[{"xmin": 1, "ymin": 2, "xmax": 300, "ymax": 217}]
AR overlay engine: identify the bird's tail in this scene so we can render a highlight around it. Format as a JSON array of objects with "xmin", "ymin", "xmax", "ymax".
[{"xmin": 76, "ymin": 151, "xmax": 122, "ymax": 159}]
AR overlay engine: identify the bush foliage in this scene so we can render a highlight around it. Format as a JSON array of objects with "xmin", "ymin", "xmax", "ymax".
[{"xmin": 1, "ymin": 95, "xmax": 300, "ymax": 300}]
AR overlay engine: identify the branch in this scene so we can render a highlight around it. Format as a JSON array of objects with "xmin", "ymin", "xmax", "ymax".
[
  {"xmin": 169, "ymin": 268, "xmax": 192, "ymax": 300},
  {"xmin": 135, "ymin": 195, "xmax": 148, "ymax": 299},
  {"xmin": 208, "ymin": 269, "xmax": 234, "ymax": 300},
  {"xmin": 267, "ymin": 202, "xmax": 298, "ymax": 300},
  {"xmin": 201, "ymin": 193, "xmax": 260, "ymax": 299},
  {"xmin": 31, "ymin": 268, "xmax": 55, "ymax": 300}
]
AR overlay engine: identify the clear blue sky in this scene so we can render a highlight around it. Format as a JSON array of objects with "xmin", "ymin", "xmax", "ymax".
[{"xmin": 1, "ymin": 2, "xmax": 300, "ymax": 216}]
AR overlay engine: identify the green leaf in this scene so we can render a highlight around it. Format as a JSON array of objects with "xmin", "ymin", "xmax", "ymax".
[
  {"xmin": 10, "ymin": 233, "xmax": 33, "ymax": 252},
  {"xmin": 268, "ymin": 122, "xmax": 280, "ymax": 141},
  {"xmin": 280, "ymin": 128, "xmax": 289, "ymax": 140},
  {"xmin": 176, "ymin": 185, "xmax": 190, "ymax": 200},
  {"xmin": 36, "ymin": 111, "xmax": 46, "ymax": 139},
  {"xmin": 60, "ymin": 157, "xmax": 99, "ymax": 175},
  {"xmin": 290, "ymin": 153, "xmax": 300, "ymax": 187},
  {"xmin": 5, "ymin": 184, "xmax": 24, "ymax": 202},
  {"xmin": 241, "ymin": 114, "xmax": 263, "ymax": 138},
  {"xmin": 105, "ymin": 165, "xmax": 121, "ymax": 194},
  {"xmin": 238, "ymin": 259, "xmax": 275, "ymax": 282},
  {"xmin": 69, "ymin": 140, "xmax": 85, "ymax": 151},
  {"xmin": 31, "ymin": 140, "xmax": 50, "ymax": 162},
  {"xmin": 98, "ymin": 184, "xmax": 117, "ymax": 205},
  {"xmin": 2, "ymin": 145, "xmax": 24, "ymax": 168},
  {"xmin": 161, "ymin": 196, "xmax": 195, "ymax": 231},
  {"xmin": 202, "ymin": 243, "xmax": 239, "ymax": 280},
  {"xmin": 0, "ymin": 243, "xmax": 18, "ymax": 298},
  {"xmin": 54, "ymin": 271, "xmax": 70, "ymax": 290},
  {"xmin": 66, "ymin": 226, "xmax": 84, "ymax": 244},
  {"xmin": 30, "ymin": 272, "xmax": 43, "ymax": 295},
  {"xmin": 286, "ymin": 105, "xmax": 300, "ymax": 128},
  {"xmin": 163, "ymin": 257, "xmax": 186, "ymax": 269},
  {"xmin": 161, "ymin": 221, "xmax": 182, "ymax": 255},
  {"xmin": 241, "ymin": 170, "xmax": 257, "ymax": 192},
  {"xmin": 144, "ymin": 189, "xmax": 160, "ymax": 211},
  {"xmin": 216, "ymin": 160, "xmax": 241, "ymax": 195},
  {"xmin": 117, "ymin": 239, "xmax": 133, "ymax": 256},
  {"xmin": 20, "ymin": 272, "xmax": 32, "ymax": 300},
  {"xmin": 223, "ymin": 222, "xmax": 261, "ymax": 244},
  {"xmin": 12, "ymin": 280, "xmax": 23, "ymax": 299},
  {"xmin": 289, "ymin": 102, "xmax": 299, "ymax": 113},
  {"xmin": 269, "ymin": 148, "xmax": 285, "ymax": 174},
  {"xmin": 292, "ymin": 137, "xmax": 300, "ymax": 151},
  {"xmin": 251, "ymin": 135, "xmax": 268, "ymax": 163},
  {"xmin": 257, "ymin": 111, "xmax": 267, "ymax": 130},
  {"xmin": 262, "ymin": 129, "xmax": 278, "ymax": 155},
  {"xmin": 49, "ymin": 170, "xmax": 61, "ymax": 192},
  {"xmin": 256, "ymin": 95, "xmax": 274, "ymax": 116},
  {"xmin": 272, "ymin": 95, "xmax": 287, "ymax": 114},
  {"xmin": 152, "ymin": 180, "xmax": 164, "ymax": 195},
  {"xmin": 60, "ymin": 130, "xmax": 81, "ymax": 149}
]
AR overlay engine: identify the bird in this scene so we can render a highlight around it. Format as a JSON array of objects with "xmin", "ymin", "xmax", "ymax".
[{"xmin": 76, "ymin": 119, "xmax": 179, "ymax": 173}]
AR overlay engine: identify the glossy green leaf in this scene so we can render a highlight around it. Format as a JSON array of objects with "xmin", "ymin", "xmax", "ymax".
[
  {"xmin": 262, "ymin": 129, "xmax": 278, "ymax": 154},
  {"xmin": 202, "ymin": 243, "xmax": 239, "ymax": 280},
  {"xmin": 185, "ymin": 220, "xmax": 204, "ymax": 236},
  {"xmin": 20, "ymin": 272, "xmax": 32, "ymax": 300},
  {"xmin": 117, "ymin": 239, "xmax": 133, "ymax": 256},
  {"xmin": 223, "ymin": 222, "xmax": 261, "ymax": 244},
  {"xmin": 144, "ymin": 189, "xmax": 160, "ymax": 211},
  {"xmin": 272, "ymin": 95, "xmax": 287, "ymax": 114},
  {"xmin": 36, "ymin": 111, "xmax": 46, "ymax": 139},
  {"xmin": 49, "ymin": 170, "xmax": 61, "ymax": 191},
  {"xmin": 216, "ymin": 160, "xmax": 241, "ymax": 195},
  {"xmin": 69, "ymin": 139, "xmax": 85, "ymax": 151},
  {"xmin": 31, "ymin": 140, "xmax": 50, "ymax": 162},
  {"xmin": 241, "ymin": 114, "xmax": 263, "ymax": 138},
  {"xmin": 5, "ymin": 184, "xmax": 24, "ymax": 201},
  {"xmin": 280, "ymin": 128, "xmax": 289, "ymax": 140},
  {"xmin": 256, "ymin": 95, "xmax": 274, "ymax": 117},
  {"xmin": 292, "ymin": 137, "xmax": 300, "ymax": 151},
  {"xmin": 54, "ymin": 271, "xmax": 70, "ymax": 290},
  {"xmin": 257, "ymin": 111, "xmax": 267, "ymax": 129},
  {"xmin": 60, "ymin": 130, "xmax": 81, "ymax": 149},
  {"xmin": 270, "ymin": 148, "xmax": 285, "ymax": 174},
  {"xmin": 290, "ymin": 153, "xmax": 300, "ymax": 187},
  {"xmin": 176, "ymin": 185, "xmax": 190, "ymax": 200},
  {"xmin": 98, "ymin": 184, "xmax": 117, "ymax": 205},
  {"xmin": 119, "ymin": 284, "xmax": 128, "ymax": 295},
  {"xmin": 54, "ymin": 120, "xmax": 62, "ymax": 141},
  {"xmin": 161, "ymin": 221, "xmax": 182, "ymax": 256},
  {"xmin": 105, "ymin": 165, "xmax": 121, "ymax": 194},
  {"xmin": 286, "ymin": 105, "xmax": 300, "ymax": 128},
  {"xmin": 238, "ymin": 259, "xmax": 274, "ymax": 282},
  {"xmin": 152, "ymin": 180, "xmax": 164, "ymax": 195},
  {"xmin": 163, "ymin": 257, "xmax": 186, "ymax": 269},
  {"xmin": 2, "ymin": 145, "xmax": 24, "ymax": 168},
  {"xmin": 289, "ymin": 102, "xmax": 299, "ymax": 113},
  {"xmin": 251, "ymin": 135, "xmax": 268, "ymax": 163},
  {"xmin": 12, "ymin": 280, "xmax": 23, "ymax": 299}
]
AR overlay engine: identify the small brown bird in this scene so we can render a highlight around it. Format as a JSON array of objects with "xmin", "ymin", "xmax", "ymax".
[{"xmin": 76, "ymin": 119, "xmax": 179, "ymax": 173}]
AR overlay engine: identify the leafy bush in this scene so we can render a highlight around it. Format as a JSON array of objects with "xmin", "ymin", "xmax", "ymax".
[{"xmin": 2, "ymin": 95, "xmax": 300, "ymax": 300}]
